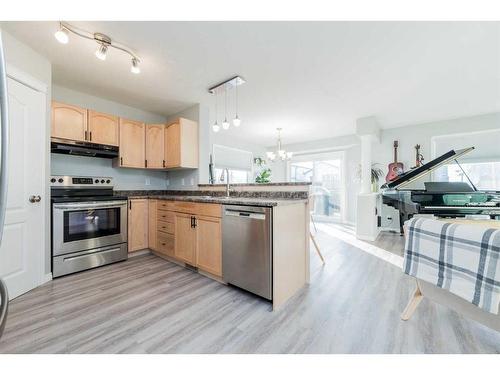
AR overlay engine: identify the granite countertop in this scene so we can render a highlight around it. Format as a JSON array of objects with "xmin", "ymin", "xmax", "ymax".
[
  {"xmin": 124, "ymin": 194, "xmax": 306, "ymax": 207},
  {"xmin": 198, "ymin": 182, "xmax": 312, "ymax": 187}
]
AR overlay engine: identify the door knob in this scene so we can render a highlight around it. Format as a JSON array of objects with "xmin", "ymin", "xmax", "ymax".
[{"xmin": 29, "ymin": 195, "xmax": 41, "ymax": 203}]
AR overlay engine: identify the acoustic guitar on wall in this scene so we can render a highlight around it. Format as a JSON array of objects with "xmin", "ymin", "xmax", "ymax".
[{"xmin": 385, "ymin": 140, "xmax": 404, "ymax": 182}]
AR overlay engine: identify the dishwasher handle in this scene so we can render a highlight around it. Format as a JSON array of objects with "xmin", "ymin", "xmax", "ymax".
[{"xmin": 224, "ymin": 209, "xmax": 266, "ymax": 220}]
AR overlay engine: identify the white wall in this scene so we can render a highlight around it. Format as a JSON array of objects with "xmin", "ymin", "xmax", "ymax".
[
  {"xmin": 51, "ymin": 85, "xmax": 168, "ymax": 190},
  {"xmin": 2, "ymin": 30, "xmax": 53, "ymax": 275}
]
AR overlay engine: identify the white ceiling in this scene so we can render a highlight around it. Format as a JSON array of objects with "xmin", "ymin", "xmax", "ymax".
[{"xmin": 2, "ymin": 21, "xmax": 500, "ymax": 146}]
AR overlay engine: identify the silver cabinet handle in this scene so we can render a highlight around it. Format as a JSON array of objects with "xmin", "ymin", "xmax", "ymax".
[{"xmin": 29, "ymin": 195, "xmax": 41, "ymax": 203}]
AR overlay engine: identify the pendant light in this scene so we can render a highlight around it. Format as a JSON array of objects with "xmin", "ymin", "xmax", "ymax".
[
  {"xmin": 212, "ymin": 91, "xmax": 220, "ymax": 132},
  {"xmin": 95, "ymin": 43, "xmax": 108, "ymax": 61},
  {"xmin": 208, "ymin": 76, "xmax": 245, "ymax": 133},
  {"xmin": 222, "ymin": 89, "xmax": 230, "ymax": 130},
  {"xmin": 233, "ymin": 82, "xmax": 241, "ymax": 127}
]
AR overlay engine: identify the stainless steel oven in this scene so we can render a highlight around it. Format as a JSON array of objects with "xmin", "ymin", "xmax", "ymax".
[
  {"xmin": 52, "ymin": 200, "xmax": 127, "ymax": 256},
  {"xmin": 51, "ymin": 176, "xmax": 128, "ymax": 277}
]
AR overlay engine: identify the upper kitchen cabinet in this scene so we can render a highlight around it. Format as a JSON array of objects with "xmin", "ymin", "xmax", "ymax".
[
  {"xmin": 165, "ymin": 118, "xmax": 198, "ymax": 169},
  {"xmin": 145, "ymin": 124, "xmax": 165, "ymax": 169},
  {"xmin": 51, "ymin": 101, "xmax": 87, "ymax": 141},
  {"xmin": 119, "ymin": 118, "xmax": 146, "ymax": 168},
  {"xmin": 88, "ymin": 110, "xmax": 119, "ymax": 146}
]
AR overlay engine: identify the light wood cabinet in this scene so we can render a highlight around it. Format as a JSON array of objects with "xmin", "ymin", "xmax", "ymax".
[
  {"xmin": 51, "ymin": 101, "xmax": 87, "ymax": 141},
  {"xmin": 119, "ymin": 118, "xmax": 145, "ymax": 168},
  {"xmin": 174, "ymin": 213, "xmax": 197, "ymax": 265},
  {"xmin": 128, "ymin": 199, "xmax": 149, "ymax": 252},
  {"xmin": 145, "ymin": 124, "xmax": 165, "ymax": 169},
  {"xmin": 157, "ymin": 233, "xmax": 175, "ymax": 258},
  {"xmin": 148, "ymin": 200, "xmax": 157, "ymax": 251},
  {"xmin": 165, "ymin": 118, "xmax": 198, "ymax": 169},
  {"xmin": 195, "ymin": 215, "xmax": 222, "ymax": 277},
  {"xmin": 88, "ymin": 110, "xmax": 119, "ymax": 146}
]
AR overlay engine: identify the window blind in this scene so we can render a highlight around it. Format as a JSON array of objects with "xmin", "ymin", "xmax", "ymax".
[{"xmin": 212, "ymin": 144, "xmax": 253, "ymax": 171}]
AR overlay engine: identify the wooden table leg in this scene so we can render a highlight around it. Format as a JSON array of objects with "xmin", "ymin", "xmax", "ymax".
[{"xmin": 401, "ymin": 281, "xmax": 423, "ymax": 321}]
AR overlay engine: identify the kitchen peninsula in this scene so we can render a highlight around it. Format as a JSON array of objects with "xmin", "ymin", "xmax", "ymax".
[{"xmin": 120, "ymin": 182, "xmax": 311, "ymax": 310}]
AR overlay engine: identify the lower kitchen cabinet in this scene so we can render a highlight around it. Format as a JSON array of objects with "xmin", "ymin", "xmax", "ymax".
[
  {"xmin": 174, "ymin": 213, "xmax": 197, "ymax": 265},
  {"xmin": 128, "ymin": 199, "xmax": 149, "ymax": 252},
  {"xmin": 195, "ymin": 215, "xmax": 222, "ymax": 277},
  {"xmin": 148, "ymin": 199, "xmax": 157, "ymax": 251},
  {"xmin": 157, "ymin": 232, "xmax": 175, "ymax": 257}
]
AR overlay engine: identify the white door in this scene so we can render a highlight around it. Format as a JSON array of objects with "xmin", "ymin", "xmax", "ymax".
[{"xmin": 0, "ymin": 77, "xmax": 45, "ymax": 299}]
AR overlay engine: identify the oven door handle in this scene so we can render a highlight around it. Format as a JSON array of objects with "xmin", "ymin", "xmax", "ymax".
[{"xmin": 53, "ymin": 201, "xmax": 128, "ymax": 210}]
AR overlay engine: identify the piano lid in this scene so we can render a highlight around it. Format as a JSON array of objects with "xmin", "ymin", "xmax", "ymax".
[{"xmin": 383, "ymin": 147, "xmax": 475, "ymax": 190}]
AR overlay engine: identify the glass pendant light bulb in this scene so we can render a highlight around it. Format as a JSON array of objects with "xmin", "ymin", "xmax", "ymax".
[
  {"xmin": 232, "ymin": 115, "xmax": 241, "ymax": 127},
  {"xmin": 95, "ymin": 44, "xmax": 108, "ymax": 61},
  {"xmin": 213, "ymin": 121, "xmax": 220, "ymax": 132},
  {"xmin": 130, "ymin": 58, "xmax": 140, "ymax": 74},
  {"xmin": 54, "ymin": 27, "xmax": 69, "ymax": 44},
  {"xmin": 222, "ymin": 118, "xmax": 230, "ymax": 130}
]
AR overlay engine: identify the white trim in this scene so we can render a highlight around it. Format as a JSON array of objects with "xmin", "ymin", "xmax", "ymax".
[
  {"xmin": 6, "ymin": 63, "xmax": 48, "ymax": 93},
  {"xmin": 41, "ymin": 273, "xmax": 53, "ymax": 284}
]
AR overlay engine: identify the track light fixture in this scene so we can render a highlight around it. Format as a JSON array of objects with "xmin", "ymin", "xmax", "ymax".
[{"xmin": 54, "ymin": 22, "xmax": 141, "ymax": 74}]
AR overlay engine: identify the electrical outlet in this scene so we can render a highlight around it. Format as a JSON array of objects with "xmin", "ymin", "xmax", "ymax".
[
  {"xmin": 145, "ymin": 177, "xmax": 151, "ymax": 186},
  {"xmin": 190, "ymin": 178, "xmax": 194, "ymax": 186},
  {"xmin": 181, "ymin": 178, "xmax": 185, "ymax": 186},
  {"xmin": 166, "ymin": 179, "xmax": 170, "ymax": 186}
]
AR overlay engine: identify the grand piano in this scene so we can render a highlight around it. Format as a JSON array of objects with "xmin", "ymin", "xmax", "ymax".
[{"xmin": 381, "ymin": 147, "xmax": 500, "ymax": 233}]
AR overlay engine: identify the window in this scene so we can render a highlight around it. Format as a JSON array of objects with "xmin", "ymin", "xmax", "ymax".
[
  {"xmin": 435, "ymin": 161, "xmax": 500, "ymax": 191},
  {"xmin": 289, "ymin": 152, "xmax": 345, "ymax": 222},
  {"xmin": 212, "ymin": 144, "xmax": 253, "ymax": 184},
  {"xmin": 214, "ymin": 168, "xmax": 250, "ymax": 184}
]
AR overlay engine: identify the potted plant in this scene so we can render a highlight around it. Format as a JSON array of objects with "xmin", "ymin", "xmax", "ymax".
[
  {"xmin": 371, "ymin": 164, "xmax": 384, "ymax": 192},
  {"xmin": 254, "ymin": 157, "xmax": 272, "ymax": 184}
]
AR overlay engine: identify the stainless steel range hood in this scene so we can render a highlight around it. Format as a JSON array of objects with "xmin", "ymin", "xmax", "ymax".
[{"xmin": 51, "ymin": 138, "xmax": 118, "ymax": 159}]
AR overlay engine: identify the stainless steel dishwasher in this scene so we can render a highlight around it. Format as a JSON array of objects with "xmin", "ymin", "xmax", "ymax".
[{"xmin": 222, "ymin": 205, "xmax": 272, "ymax": 300}]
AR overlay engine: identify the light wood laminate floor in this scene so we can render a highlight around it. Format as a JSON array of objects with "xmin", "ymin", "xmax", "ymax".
[{"xmin": 0, "ymin": 229, "xmax": 499, "ymax": 353}]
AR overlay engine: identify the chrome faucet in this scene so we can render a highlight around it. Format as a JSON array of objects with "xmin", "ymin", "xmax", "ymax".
[{"xmin": 224, "ymin": 168, "xmax": 230, "ymax": 197}]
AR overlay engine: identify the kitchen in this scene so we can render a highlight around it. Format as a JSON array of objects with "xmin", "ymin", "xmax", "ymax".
[{"xmin": 1, "ymin": 14, "xmax": 500, "ymax": 362}]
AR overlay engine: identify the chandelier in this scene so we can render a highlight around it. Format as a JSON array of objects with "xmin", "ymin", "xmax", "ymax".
[{"xmin": 266, "ymin": 128, "xmax": 293, "ymax": 161}]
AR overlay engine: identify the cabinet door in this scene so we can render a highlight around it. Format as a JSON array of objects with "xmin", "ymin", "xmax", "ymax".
[
  {"xmin": 196, "ymin": 215, "xmax": 222, "ymax": 277},
  {"xmin": 157, "ymin": 233, "xmax": 175, "ymax": 258},
  {"xmin": 119, "ymin": 118, "xmax": 145, "ymax": 168},
  {"xmin": 88, "ymin": 110, "xmax": 119, "ymax": 146},
  {"xmin": 148, "ymin": 199, "xmax": 157, "ymax": 251},
  {"xmin": 145, "ymin": 124, "xmax": 165, "ymax": 168},
  {"xmin": 51, "ymin": 101, "xmax": 87, "ymax": 141},
  {"xmin": 174, "ymin": 213, "xmax": 196, "ymax": 265},
  {"xmin": 165, "ymin": 122, "xmax": 181, "ymax": 168},
  {"xmin": 128, "ymin": 199, "xmax": 148, "ymax": 252}
]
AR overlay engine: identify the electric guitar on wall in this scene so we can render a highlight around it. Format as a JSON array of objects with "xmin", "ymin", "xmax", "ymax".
[{"xmin": 385, "ymin": 140, "xmax": 404, "ymax": 182}]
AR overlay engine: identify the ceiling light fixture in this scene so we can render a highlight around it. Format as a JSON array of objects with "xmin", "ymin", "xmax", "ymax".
[
  {"xmin": 208, "ymin": 76, "xmax": 245, "ymax": 133},
  {"xmin": 131, "ymin": 58, "xmax": 141, "ymax": 74},
  {"xmin": 212, "ymin": 90, "xmax": 220, "ymax": 132},
  {"xmin": 222, "ymin": 89, "xmax": 230, "ymax": 130},
  {"xmin": 266, "ymin": 128, "xmax": 293, "ymax": 162},
  {"xmin": 95, "ymin": 43, "xmax": 108, "ymax": 61},
  {"xmin": 54, "ymin": 25, "xmax": 69, "ymax": 44},
  {"xmin": 233, "ymin": 82, "xmax": 241, "ymax": 127},
  {"xmin": 53, "ymin": 21, "xmax": 142, "ymax": 74}
]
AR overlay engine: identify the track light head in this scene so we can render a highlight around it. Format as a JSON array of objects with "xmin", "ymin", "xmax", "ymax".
[
  {"xmin": 131, "ymin": 58, "xmax": 141, "ymax": 74},
  {"xmin": 54, "ymin": 26, "xmax": 69, "ymax": 44},
  {"xmin": 95, "ymin": 44, "xmax": 108, "ymax": 61}
]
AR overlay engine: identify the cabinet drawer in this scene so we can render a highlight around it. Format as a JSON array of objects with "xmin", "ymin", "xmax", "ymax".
[
  {"xmin": 157, "ymin": 220, "xmax": 174, "ymax": 234},
  {"xmin": 157, "ymin": 232, "xmax": 175, "ymax": 257},
  {"xmin": 157, "ymin": 209, "xmax": 175, "ymax": 222},
  {"xmin": 157, "ymin": 200, "xmax": 221, "ymax": 218}
]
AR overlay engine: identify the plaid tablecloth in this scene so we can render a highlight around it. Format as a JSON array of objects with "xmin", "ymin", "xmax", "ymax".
[{"xmin": 404, "ymin": 217, "xmax": 500, "ymax": 314}]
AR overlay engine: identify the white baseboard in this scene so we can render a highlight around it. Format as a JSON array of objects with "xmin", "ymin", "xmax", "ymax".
[
  {"xmin": 41, "ymin": 272, "xmax": 52, "ymax": 284},
  {"xmin": 356, "ymin": 233, "xmax": 380, "ymax": 242}
]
